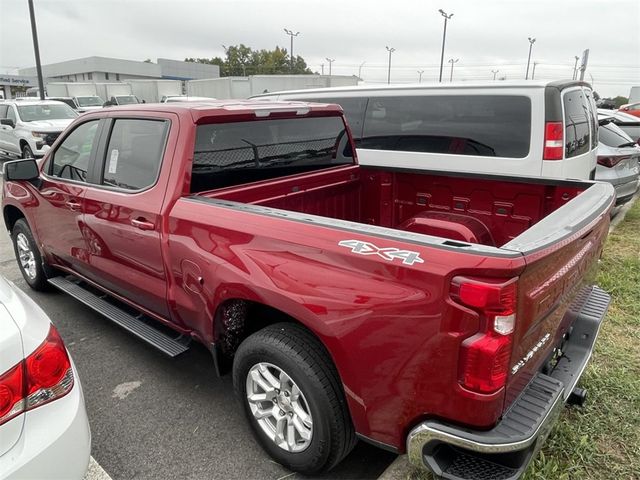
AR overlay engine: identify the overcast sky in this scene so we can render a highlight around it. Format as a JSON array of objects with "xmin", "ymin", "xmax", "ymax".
[{"xmin": 1, "ymin": 0, "xmax": 638, "ymax": 97}]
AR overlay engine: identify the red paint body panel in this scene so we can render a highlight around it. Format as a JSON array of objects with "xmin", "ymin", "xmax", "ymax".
[{"xmin": 1, "ymin": 101, "xmax": 613, "ymax": 452}]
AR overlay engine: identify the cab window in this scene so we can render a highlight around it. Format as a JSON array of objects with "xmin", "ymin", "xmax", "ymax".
[
  {"xmin": 101, "ymin": 119, "xmax": 169, "ymax": 191},
  {"xmin": 50, "ymin": 120, "xmax": 100, "ymax": 182}
]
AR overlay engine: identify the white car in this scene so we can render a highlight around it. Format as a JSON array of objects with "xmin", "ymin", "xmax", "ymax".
[
  {"xmin": 253, "ymin": 80, "xmax": 600, "ymax": 180},
  {"xmin": 0, "ymin": 274, "xmax": 90, "ymax": 479},
  {"xmin": 161, "ymin": 95, "xmax": 217, "ymax": 103},
  {"xmin": 0, "ymin": 100, "xmax": 78, "ymax": 159}
]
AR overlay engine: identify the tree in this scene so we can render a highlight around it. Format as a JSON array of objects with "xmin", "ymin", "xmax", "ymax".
[
  {"xmin": 612, "ymin": 96, "xmax": 629, "ymax": 108},
  {"xmin": 184, "ymin": 44, "xmax": 312, "ymax": 76},
  {"xmin": 593, "ymin": 91, "xmax": 600, "ymax": 101}
]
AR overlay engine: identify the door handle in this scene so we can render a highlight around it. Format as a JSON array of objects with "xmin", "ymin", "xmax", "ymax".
[
  {"xmin": 131, "ymin": 218, "xmax": 155, "ymax": 231},
  {"xmin": 65, "ymin": 200, "xmax": 81, "ymax": 211}
]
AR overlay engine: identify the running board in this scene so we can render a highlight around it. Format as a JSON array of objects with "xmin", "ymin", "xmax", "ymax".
[{"xmin": 48, "ymin": 276, "xmax": 189, "ymax": 357}]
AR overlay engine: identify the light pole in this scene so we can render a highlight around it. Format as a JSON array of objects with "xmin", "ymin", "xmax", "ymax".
[
  {"xmin": 448, "ymin": 58, "xmax": 459, "ymax": 82},
  {"xmin": 358, "ymin": 61, "xmax": 366, "ymax": 79},
  {"xmin": 572, "ymin": 55, "xmax": 579, "ymax": 80},
  {"xmin": 385, "ymin": 46, "xmax": 395, "ymax": 85},
  {"xmin": 525, "ymin": 37, "xmax": 536, "ymax": 80},
  {"xmin": 532, "ymin": 61, "xmax": 538, "ymax": 80},
  {"xmin": 438, "ymin": 9, "xmax": 454, "ymax": 83},
  {"xmin": 326, "ymin": 58, "xmax": 335, "ymax": 76},
  {"xmin": 320, "ymin": 63, "xmax": 324, "ymax": 75},
  {"xmin": 418, "ymin": 70, "xmax": 424, "ymax": 83},
  {"xmin": 284, "ymin": 28, "xmax": 300, "ymax": 73},
  {"xmin": 28, "ymin": 0, "xmax": 45, "ymax": 100},
  {"xmin": 492, "ymin": 69, "xmax": 499, "ymax": 80}
]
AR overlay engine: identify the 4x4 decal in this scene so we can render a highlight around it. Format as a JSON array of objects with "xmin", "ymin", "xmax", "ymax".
[{"xmin": 338, "ymin": 240, "xmax": 424, "ymax": 266}]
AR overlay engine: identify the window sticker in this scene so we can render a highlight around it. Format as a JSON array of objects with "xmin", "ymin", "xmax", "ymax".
[{"xmin": 108, "ymin": 149, "xmax": 119, "ymax": 174}]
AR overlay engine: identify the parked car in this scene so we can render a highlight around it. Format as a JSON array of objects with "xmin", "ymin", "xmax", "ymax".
[
  {"xmin": 619, "ymin": 101, "xmax": 640, "ymax": 118},
  {"xmin": 596, "ymin": 117, "xmax": 640, "ymax": 205},
  {"xmin": 160, "ymin": 95, "xmax": 217, "ymax": 103},
  {"xmin": 2, "ymin": 101, "xmax": 613, "ymax": 478},
  {"xmin": 0, "ymin": 274, "xmax": 90, "ymax": 479},
  {"xmin": 103, "ymin": 95, "xmax": 141, "ymax": 107},
  {"xmin": 48, "ymin": 96, "xmax": 104, "ymax": 114},
  {"xmin": 0, "ymin": 100, "xmax": 78, "ymax": 159},
  {"xmin": 599, "ymin": 108, "xmax": 640, "ymax": 144},
  {"xmin": 253, "ymin": 80, "xmax": 599, "ymax": 180}
]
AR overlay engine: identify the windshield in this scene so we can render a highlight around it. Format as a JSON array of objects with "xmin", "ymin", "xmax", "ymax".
[
  {"xmin": 116, "ymin": 96, "xmax": 139, "ymax": 105},
  {"xmin": 76, "ymin": 96, "xmax": 103, "ymax": 107},
  {"xmin": 599, "ymin": 123, "xmax": 634, "ymax": 148},
  {"xmin": 17, "ymin": 103, "xmax": 78, "ymax": 122}
]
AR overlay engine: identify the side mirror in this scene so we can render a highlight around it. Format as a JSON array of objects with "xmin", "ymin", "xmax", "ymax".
[
  {"xmin": 3, "ymin": 158, "xmax": 39, "ymax": 181},
  {"xmin": 0, "ymin": 118, "xmax": 15, "ymax": 128}
]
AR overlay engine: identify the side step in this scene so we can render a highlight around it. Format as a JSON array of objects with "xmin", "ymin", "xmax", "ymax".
[{"xmin": 48, "ymin": 276, "xmax": 189, "ymax": 357}]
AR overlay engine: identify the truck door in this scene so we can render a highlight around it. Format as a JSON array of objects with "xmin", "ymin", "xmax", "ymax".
[
  {"xmin": 36, "ymin": 119, "xmax": 102, "ymax": 275},
  {"xmin": 81, "ymin": 115, "xmax": 173, "ymax": 319}
]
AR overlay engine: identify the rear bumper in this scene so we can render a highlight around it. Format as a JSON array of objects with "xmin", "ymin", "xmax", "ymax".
[{"xmin": 407, "ymin": 286, "xmax": 610, "ymax": 480}]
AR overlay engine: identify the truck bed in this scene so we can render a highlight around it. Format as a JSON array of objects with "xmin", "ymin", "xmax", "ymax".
[{"xmin": 202, "ymin": 164, "xmax": 587, "ymax": 247}]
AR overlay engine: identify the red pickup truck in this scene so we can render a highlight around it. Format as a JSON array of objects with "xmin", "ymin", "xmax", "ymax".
[{"xmin": 2, "ymin": 101, "xmax": 613, "ymax": 479}]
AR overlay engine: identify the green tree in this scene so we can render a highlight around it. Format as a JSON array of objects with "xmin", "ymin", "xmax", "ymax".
[
  {"xmin": 612, "ymin": 96, "xmax": 629, "ymax": 108},
  {"xmin": 184, "ymin": 45, "xmax": 312, "ymax": 76}
]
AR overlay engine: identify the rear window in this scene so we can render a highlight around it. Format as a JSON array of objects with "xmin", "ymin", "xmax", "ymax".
[
  {"xmin": 599, "ymin": 123, "xmax": 633, "ymax": 148},
  {"xmin": 563, "ymin": 89, "xmax": 591, "ymax": 158},
  {"xmin": 360, "ymin": 95, "xmax": 532, "ymax": 158},
  {"xmin": 191, "ymin": 116, "xmax": 353, "ymax": 192}
]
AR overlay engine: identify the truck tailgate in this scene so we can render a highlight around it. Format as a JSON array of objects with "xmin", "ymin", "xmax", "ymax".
[{"xmin": 502, "ymin": 182, "xmax": 614, "ymax": 406}]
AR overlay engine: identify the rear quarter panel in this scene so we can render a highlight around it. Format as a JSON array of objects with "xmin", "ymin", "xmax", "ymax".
[{"xmin": 167, "ymin": 198, "xmax": 526, "ymax": 449}]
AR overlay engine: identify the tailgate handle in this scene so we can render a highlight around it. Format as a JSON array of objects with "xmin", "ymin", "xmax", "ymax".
[{"xmin": 131, "ymin": 218, "xmax": 155, "ymax": 231}]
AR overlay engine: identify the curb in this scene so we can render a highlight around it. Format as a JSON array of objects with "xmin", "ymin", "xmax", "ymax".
[{"xmin": 376, "ymin": 189, "xmax": 639, "ymax": 480}]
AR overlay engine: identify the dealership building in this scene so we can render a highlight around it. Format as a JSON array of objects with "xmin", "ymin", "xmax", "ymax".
[
  {"xmin": 0, "ymin": 56, "xmax": 220, "ymax": 99},
  {"xmin": 14, "ymin": 55, "xmax": 219, "ymax": 85}
]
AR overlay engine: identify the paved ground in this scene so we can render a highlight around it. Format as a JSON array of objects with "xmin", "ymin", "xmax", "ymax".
[{"xmin": 0, "ymin": 172, "xmax": 395, "ymax": 479}]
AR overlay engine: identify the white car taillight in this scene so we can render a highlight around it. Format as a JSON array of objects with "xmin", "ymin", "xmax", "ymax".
[{"xmin": 0, "ymin": 324, "xmax": 73, "ymax": 426}]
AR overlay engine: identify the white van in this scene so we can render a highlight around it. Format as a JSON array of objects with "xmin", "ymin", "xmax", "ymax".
[{"xmin": 253, "ymin": 81, "xmax": 599, "ymax": 180}]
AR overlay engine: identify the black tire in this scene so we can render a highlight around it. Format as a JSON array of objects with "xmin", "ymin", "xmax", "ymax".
[
  {"xmin": 11, "ymin": 219, "xmax": 51, "ymax": 291},
  {"xmin": 233, "ymin": 323, "xmax": 356, "ymax": 474},
  {"xmin": 21, "ymin": 144, "xmax": 34, "ymax": 159}
]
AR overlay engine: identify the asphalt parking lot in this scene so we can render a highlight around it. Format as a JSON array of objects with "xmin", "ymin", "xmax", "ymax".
[{"xmin": 0, "ymin": 172, "xmax": 395, "ymax": 479}]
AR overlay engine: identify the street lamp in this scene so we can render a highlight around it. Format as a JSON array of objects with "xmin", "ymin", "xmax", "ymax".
[
  {"xmin": 438, "ymin": 9, "xmax": 454, "ymax": 83},
  {"xmin": 491, "ymin": 69, "xmax": 499, "ymax": 80},
  {"xmin": 448, "ymin": 58, "xmax": 459, "ymax": 82},
  {"xmin": 573, "ymin": 55, "xmax": 579, "ymax": 80},
  {"xmin": 385, "ymin": 46, "xmax": 395, "ymax": 85},
  {"xmin": 418, "ymin": 70, "xmax": 424, "ymax": 83},
  {"xmin": 27, "ymin": 0, "xmax": 45, "ymax": 100},
  {"xmin": 358, "ymin": 61, "xmax": 366, "ymax": 79},
  {"xmin": 326, "ymin": 58, "xmax": 335, "ymax": 76},
  {"xmin": 532, "ymin": 61, "xmax": 538, "ymax": 80},
  {"xmin": 284, "ymin": 28, "xmax": 300, "ymax": 73},
  {"xmin": 525, "ymin": 37, "xmax": 536, "ymax": 80}
]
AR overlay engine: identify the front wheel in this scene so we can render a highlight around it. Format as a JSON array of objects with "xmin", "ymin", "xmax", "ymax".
[
  {"xmin": 233, "ymin": 323, "xmax": 356, "ymax": 474},
  {"xmin": 22, "ymin": 143, "xmax": 34, "ymax": 159},
  {"xmin": 12, "ymin": 219, "xmax": 51, "ymax": 291}
]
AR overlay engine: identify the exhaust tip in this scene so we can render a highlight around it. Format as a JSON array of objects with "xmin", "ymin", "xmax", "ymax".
[{"xmin": 568, "ymin": 387, "xmax": 587, "ymax": 406}]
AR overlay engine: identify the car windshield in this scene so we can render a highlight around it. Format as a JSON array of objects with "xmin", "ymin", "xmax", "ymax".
[
  {"xmin": 17, "ymin": 103, "xmax": 78, "ymax": 121},
  {"xmin": 116, "ymin": 96, "xmax": 138, "ymax": 105},
  {"xmin": 76, "ymin": 96, "xmax": 103, "ymax": 107}
]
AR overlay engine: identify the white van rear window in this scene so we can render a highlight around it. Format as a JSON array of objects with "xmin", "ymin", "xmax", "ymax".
[{"xmin": 360, "ymin": 95, "xmax": 531, "ymax": 158}]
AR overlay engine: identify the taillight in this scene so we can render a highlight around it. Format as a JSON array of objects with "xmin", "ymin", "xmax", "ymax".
[
  {"xmin": 543, "ymin": 121, "xmax": 564, "ymax": 160},
  {"xmin": 0, "ymin": 324, "xmax": 73, "ymax": 426},
  {"xmin": 451, "ymin": 277, "xmax": 517, "ymax": 394},
  {"xmin": 597, "ymin": 155, "xmax": 629, "ymax": 168}
]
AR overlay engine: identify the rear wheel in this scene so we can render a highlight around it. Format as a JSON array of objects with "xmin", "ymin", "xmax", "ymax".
[
  {"xmin": 233, "ymin": 323, "xmax": 356, "ymax": 474},
  {"xmin": 11, "ymin": 219, "xmax": 51, "ymax": 291},
  {"xmin": 21, "ymin": 143, "xmax": 34, "ymax": 159}
]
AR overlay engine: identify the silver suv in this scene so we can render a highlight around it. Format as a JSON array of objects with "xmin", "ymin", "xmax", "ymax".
[{"xmin": 0, "ymin": 100, "xmax": 78, "ymax": 159}]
